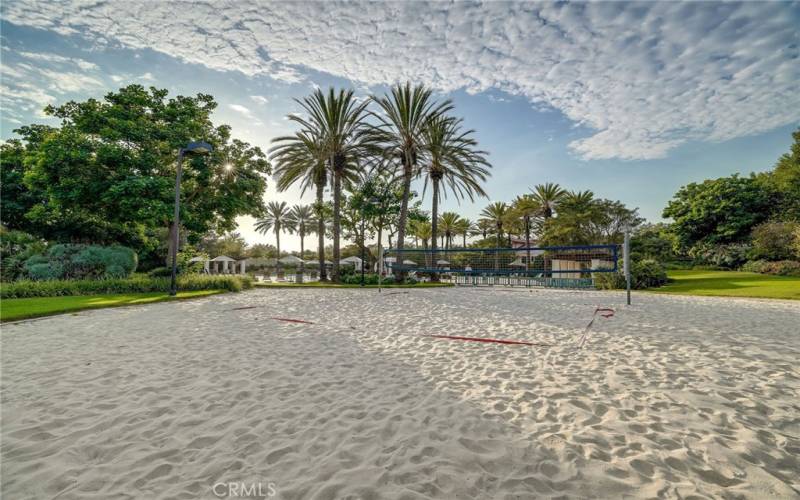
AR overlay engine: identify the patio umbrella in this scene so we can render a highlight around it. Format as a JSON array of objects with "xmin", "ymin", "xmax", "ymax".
[
  {"xmin": 402, "ymin": 259, "xmax": 417, "ymax": 265},
  {"xmin": 436, "ymin": 259, "xmax": 450, "ymax": 265}
]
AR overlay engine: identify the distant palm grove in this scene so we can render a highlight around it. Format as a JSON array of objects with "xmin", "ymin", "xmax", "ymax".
[{"xmin": 2, "ymin": 83, "xmax": 799, "ymax": 285}]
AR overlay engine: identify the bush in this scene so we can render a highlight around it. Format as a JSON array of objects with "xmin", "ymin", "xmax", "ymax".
[
  {"xmin": 689, "ymin": 242, "xmax": 751, "ymax": 269},
  {"xmin": 595, "ymin": 258, "xmax": 668, "ymax": 290},
  {"xmin": 0, "ymin": 274, "xmax": 253, "ymax": 299},
  {"xmin": 741, "ymin": 259, "xmax": 800, "ymax": 277},
  {"xmin": 23, "ymin": 244, "xmax": 137, "ymax": 280},
  {"xmin": 0, "ymin": 229, "xmax": 47, "ymax": 281},
  {"xmin": 148, "ymin": 266, "xmax": 173, "ymax": 277},
  {"xmin": 340, "ymin": 272, "xmax": 399, "ymax": 285},
  {"xmin": 750, "ymin": 221, "xmax": 799, "ymax": 261}
]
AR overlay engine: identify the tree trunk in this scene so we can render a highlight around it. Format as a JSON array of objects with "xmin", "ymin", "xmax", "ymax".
[
  {"xmin": 275, "ymin": 227, "xmax": 281, "ymax": 277},
  {"xmin": 462, "ymin": 232, "xmax": 467, "ymax": 248},
  {"xmin": 395, "ymin": 159, "xmax": 413, "ymax": 281},
  {"xmin": 316, "ymin": 181, "xmax": 327, "ymax": 281},
  {"xmin": 332, "ymin": 169, "xmax": 342, "ymax": 282},
  {"xmin": 430, "ymin": 180, "xmax": 440, "ymax": 282},
  {"xmin": 300, "ymin": 230, "xmax": 305, "ymax": 275}
]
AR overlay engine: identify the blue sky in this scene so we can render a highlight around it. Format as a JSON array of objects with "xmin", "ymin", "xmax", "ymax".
[{"xmin": 2, "ymin": 2, "xmax": 799, "ymax": 251}]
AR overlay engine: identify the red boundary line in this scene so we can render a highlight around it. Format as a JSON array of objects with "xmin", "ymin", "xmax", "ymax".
[
  {"xmin": 427, "ymin": 334, "xmax": 551, "ymax": 347},
  {"xmin": 269, "ymin": 317, "xmax": 315, "ymax": 324}
]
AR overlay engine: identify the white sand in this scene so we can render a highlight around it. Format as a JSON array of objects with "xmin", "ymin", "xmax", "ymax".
[{"xmin": 2, "ymin": 288, "xmax": 799, "ymax": 499}]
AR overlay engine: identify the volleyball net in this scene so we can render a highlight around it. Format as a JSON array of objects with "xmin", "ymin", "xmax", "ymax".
[{"xmin": 382, "ymin": 244, "xmax": 619, "ymax": 288}]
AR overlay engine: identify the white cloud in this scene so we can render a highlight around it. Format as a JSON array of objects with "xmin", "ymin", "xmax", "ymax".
[
  {"xmin": 250, "ymin": 95, "xmax": 268, "ymax": 105},
  {"xmin": 17, "ymin": 50, "xmax": 98, "ymax": 70},
  {"xmin": 229, "ymin": 104, "xmax": 253, "ymax": 117},
  {"xmin": 3, "ymin": 2, "xmax": 799, "ymax": 159}
]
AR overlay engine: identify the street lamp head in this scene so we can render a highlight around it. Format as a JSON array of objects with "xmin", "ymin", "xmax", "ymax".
[{"xmin": 184, "ymin": 141, "xmax": 213, "ymax": 155}]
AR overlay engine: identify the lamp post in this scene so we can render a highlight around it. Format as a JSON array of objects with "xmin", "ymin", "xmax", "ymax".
[{"xmin": 170, "ymin": 141, "xmax": 213, "ymax": 296}]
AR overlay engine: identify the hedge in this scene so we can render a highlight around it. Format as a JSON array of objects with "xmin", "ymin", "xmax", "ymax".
[{"xmin": 1, "ymin": 274, "xmax": 253, "ymax": 299}]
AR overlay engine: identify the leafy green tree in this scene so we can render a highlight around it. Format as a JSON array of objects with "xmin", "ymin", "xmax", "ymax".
[
  {"xmin": 631, "ymin": 223, "xmax": 681, "ymax": 262},
  {"xmin": 8, "ymin": 86, "xmax": 270, "ymax": 263},
  {"xmin": 750, "ymin": 221, "xmax": 799, "ymax": 261},
  {"xmin": 769, "ymin": 128, "xmax": 800, "ymax": 221},
  {"xmin": 663, "ymin": 174, "xmax": 774, "ymax": 249},
  {"xmin": 372, "ymin": 82, "xmax": 451, "ymax": 279}
]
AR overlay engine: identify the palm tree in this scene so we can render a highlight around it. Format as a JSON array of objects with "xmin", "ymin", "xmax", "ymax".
[
  {"xmin": 372, "ymin": 82, "xmax": 452, "ymax": 280},
  {"xmin": 286, "ymin": 204, "xmax": 315, "ymax": 273},
  {"xmin": 531, "ymin": 182, "xmax": 566, "ymax": 219},
  {"xmin": 410, "ymin": 219, "xmax": 432, "ymax": 268},
  {"xmin": 289, "ymin": 88, "xmax": 374, "ymax": 282},
  {"xmin": 421, "ymin": 115, "xmax": 490, "ymax": 259},
  {"xmin": 438, "ymin": 212, "xmax": 461, "ymax": 250},
  {"xmin": 270, "ymin": 130, "xmax": 329, "ymax": 279},
  {"xmin": 456, "ymin": 218, "xmax": 473, "ymax": 248},
  {"xmin": 511, "ymin": 194, "xmax": 541, "ymax": 271},
  {"xmin": 560, "ymin": 190, "xmax": 596, "ymax": 213},
  {"xmin": 480, "ymin": 201, "xmax": 510, "ymax": 269},
  {"xmin": 255, "ymin": 201, "xmax": 293, "ymax": 276}
]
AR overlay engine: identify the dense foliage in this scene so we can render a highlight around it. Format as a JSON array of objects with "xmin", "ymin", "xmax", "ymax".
[
  {"xmin": 0, "ymin": 229, "xmax": 47, "ymax": 281},
  {"xmin": 23, "ymin": 244, "xmax": 138, "ymax": 281},
  {"xmin": 594, "ymin": 258, "xmax": 668, "ymax": 290},
  {"xmin": 2, "ymin": 85, "xmax": 270, "ymax": 266}
]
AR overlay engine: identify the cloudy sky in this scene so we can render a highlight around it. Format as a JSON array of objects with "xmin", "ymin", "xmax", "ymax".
[{"xmin": 2, "ymin": 1, "xmax": 799, "ymax": 251}]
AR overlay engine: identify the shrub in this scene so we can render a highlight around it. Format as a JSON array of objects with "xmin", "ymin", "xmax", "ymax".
[
  {"xmin": 741, "ymin": 260, "xmax": 800, "ymax": 277},
  {"xmin": 595, "ymin": 258, "xmax": 668, "ymax": 290},
  {"xmin": 0, "ymin": 274, "xmax": 252, "ymax": 299},
  {"xmin": 689, "ymin": 242, "xmax": 751, "ymax": 269},
  {"xmin": 23, "ymin": 244, "xmax": 137, "ymax": 280},
  {"xmin": 148, "ymin": 266, "xmax": 172, "ymax": 277},
  {"xmin": 750, "ymin": 221, "xmax": 799, "ymax": 261},
  {"xmin": 0, "ymin": 229, "xmax": 47, "ymax": 281},
  {"xmin": 740, "ymin": 260, "xmax": 768, "ymax": 273}
]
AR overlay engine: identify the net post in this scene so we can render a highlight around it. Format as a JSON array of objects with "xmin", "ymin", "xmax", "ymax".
[
  {"xmin": 623, "ymin": 227, "xmax": 631, "ymax": 305},
  {"xmin": 378, "ymin": 245, "xmax": 383, "ymax": 293}
]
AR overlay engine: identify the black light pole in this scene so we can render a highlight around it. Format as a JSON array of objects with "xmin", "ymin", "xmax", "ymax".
[{"xmin": 170, "ymin": 141, "xmax": 213, "ymax": 296}]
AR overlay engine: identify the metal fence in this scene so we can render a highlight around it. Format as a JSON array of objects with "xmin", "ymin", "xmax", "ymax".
[{"xmin": 382, "ymin": 244, "xmax": 619, "ymax": 288}]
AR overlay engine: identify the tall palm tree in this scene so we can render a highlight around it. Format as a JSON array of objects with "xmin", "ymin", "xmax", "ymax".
[
  {"xmin": 456, "ymin": 218, "xmax": 473, "ymax": 248},
  {"xmin": 531, "ymin": 182, "xmax": 566, "ymax": 219},
  {"xmin": 511, "ymin": 194, "xmax": 541, "ymax": 271},
  {"xmin": 438, "ymin": 212, "xmax": 461, "ymax": 250},
  {"xmin": 255, "ymin": 201, "xmax": 293, "ymax": 275},
  {"xmin": 270, "ymin": 130, "xmax": 329, "ymax": 279},
  {"xmin": 421, "ymin": 115, "xmax": 490, "ymax": 259},
  {"xmin": 286, "ymin": 204, "xmax": 315, "ymax": 272},
  {"xmin": 480, "ymin": 201, "xmax": 510, "ymax": 269},
  {"xmin": 372, "ymin": 82, "xmax": 452, "ymax": 280},
  {"xmin": 289, "ymin": 88, "xmax": 374, "ymax": 282}
]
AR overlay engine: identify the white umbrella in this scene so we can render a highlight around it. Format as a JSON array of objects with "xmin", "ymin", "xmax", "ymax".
[
  {"xmin": 436, "ymin": 259, "xmax": 450, "ymax": 265},
  {"xmin": 279, "ymin": 255, "xmax": 304, "ymax": 265},
  {"xmin": 509, "ymin": 258, "xmax": 526, "ymax": 267},
  {"xmin": 402, "ymin": 259, "xmax": 417, "ymax": 265}
]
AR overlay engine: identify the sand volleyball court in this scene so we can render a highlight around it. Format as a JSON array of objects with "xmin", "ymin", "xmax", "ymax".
[{"xmin": 2, "ymin": 287, "xmax": 799, "ymax": 499}]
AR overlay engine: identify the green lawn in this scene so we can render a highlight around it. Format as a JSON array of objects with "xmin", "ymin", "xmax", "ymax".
[
  {"xmin": 1, "ymin": 290, "xmax": 224, "ymax": 322},
  {"xmin": 647, "ymin": 270, "xmax": 800, "ymax": 300},
  {"xmin": 254, "ymin": 281, "xmax": 453, "ymax": 289}
]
